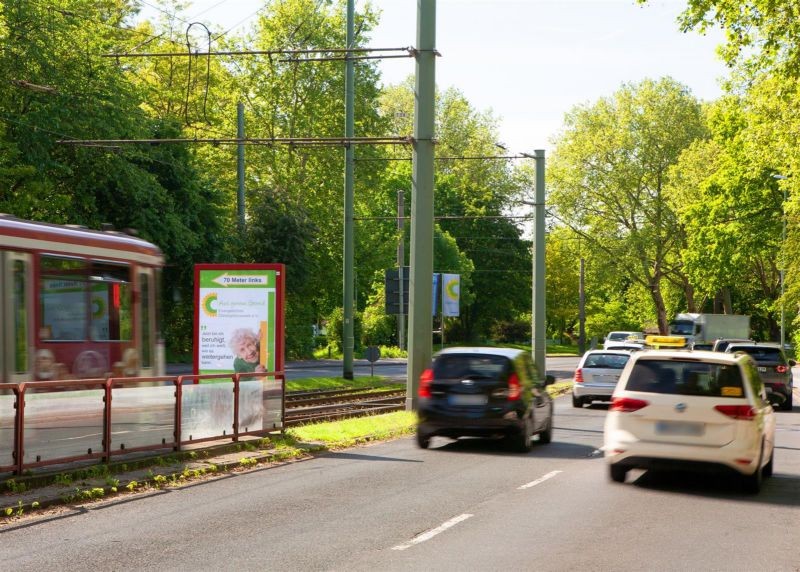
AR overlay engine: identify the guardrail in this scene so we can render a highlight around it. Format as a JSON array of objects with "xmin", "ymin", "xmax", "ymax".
[{"xmin": 0, "ymin": 372, "xmax": 285, "ymax": 476}]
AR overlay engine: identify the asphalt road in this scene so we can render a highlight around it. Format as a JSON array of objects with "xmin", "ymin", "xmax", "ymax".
[{"xmin": 2, "ymin": 388, "xmax": 798, "ymax": 571}]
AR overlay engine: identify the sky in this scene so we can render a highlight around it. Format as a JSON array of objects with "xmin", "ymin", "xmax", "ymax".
[{"xmin": 137, "ymin": 0, "xmax": 729, "ymax": 153}]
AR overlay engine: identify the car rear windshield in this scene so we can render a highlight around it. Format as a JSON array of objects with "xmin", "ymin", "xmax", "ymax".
[
  {"xmin": 583, "ymin": 353, "xmax": 629, "ymax": 369},
  {"xmin": 729, "ymin": 346, "xmax": 785, "ymax": 364},
  {"xmin": 433, "ymin": 354, "xmax": 510, "ymax": 379},
  {"xmin": 624, "ymin": 359, "xmax": 745, "ymax": 398}
]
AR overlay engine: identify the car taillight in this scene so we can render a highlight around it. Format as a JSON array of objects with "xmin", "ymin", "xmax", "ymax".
[
  {"xmin": 419, "ymin": 368, "xmax": 433, "ymax": 398},
  {"xmin": 610, "ymin": 397, "xmax": 648, "ymax": 412},
  {"xmin": 775, "ymin": 364, "xmax": 788, "ymax": 374},
  {"xmin": 574, "ymin": 368, "xmax": 584, "ymax": 383},
  {"xmin": 507, "ymin": 372, "xmax": 521, "ymax": 401},
  {"xmin": 714, "ymin": 405, "xmax": 756, "ymax": 420}
]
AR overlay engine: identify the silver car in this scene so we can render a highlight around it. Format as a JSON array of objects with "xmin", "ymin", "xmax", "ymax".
[{"xmin": 572, "ymin": 350, "xmax": 632, "ymax": 407}]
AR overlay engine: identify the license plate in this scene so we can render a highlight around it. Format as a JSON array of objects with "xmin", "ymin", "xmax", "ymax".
[
  {"xmin": 448, "ymin": 394, "xmax": 488, "ymax": 406},
  {"xmin": 758, "ymin": 367, "xmax": 767, "ymax": 372},
  {"xmin": 655, "ymin": 421, "xmax": 704, "ymax": 436}
]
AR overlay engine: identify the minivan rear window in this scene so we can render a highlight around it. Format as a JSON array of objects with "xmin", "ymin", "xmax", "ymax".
[
  {"xmin": 434, "ymin": 354, "xmax": 509, "ymax": 379},
  {"xmin": 729, "ymin": 346, "xmax": 784, "ymax": 364},
  {"xmin": 583, "ymin": 354, "xmax": 629, "ymax": 369},
  {"xmin": 625, "ymin": 359, "xmax": 745, "ymax": 398}
]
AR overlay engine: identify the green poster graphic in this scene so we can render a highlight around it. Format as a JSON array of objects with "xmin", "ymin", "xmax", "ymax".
[{"xmin": 197, "ymin": 268, "xmax": 277, "ymax": 374}]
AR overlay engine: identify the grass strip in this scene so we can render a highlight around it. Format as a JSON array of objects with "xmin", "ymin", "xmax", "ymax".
[{"xmin": 288, "ymin": 411, "xmax": 417, "ymax": 448}]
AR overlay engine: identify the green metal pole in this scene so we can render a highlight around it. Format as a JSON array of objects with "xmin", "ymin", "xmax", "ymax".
[
  {"xmin": 532, "ymin": 150, "xmax": 546, "ymax": 381},
  {"xmin": 342, "ymin": 0, "xmax": 355, "ymax": 379},
  {"xmin": 407, "ymin": 0, "xmax": 436, "ymax": 411},
  {"xmin": 397, "ymin": 189, "xmax": 406, "ymax": 351},
  {"xmin": 237, "ymin": 101, "xmax": 245, "ymax": 232}
]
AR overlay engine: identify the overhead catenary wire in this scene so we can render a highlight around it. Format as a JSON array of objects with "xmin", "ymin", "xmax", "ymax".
[{"xmin": 355, "ymin": 154, "xmax": 533, "ymax": 161}]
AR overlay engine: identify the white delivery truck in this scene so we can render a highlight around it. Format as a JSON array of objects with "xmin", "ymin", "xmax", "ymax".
[{"xmin": 668, "ymin": 313, "xmax": 750, "ymax": 349}]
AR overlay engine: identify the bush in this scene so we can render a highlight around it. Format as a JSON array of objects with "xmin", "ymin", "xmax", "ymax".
[
  {"xmin": 326, "ymin": 307, "xmax": 362, "ymax": 353},
  {"xmin": 489, "ymin": 319, "xmax": 531, "ymax": 343}
]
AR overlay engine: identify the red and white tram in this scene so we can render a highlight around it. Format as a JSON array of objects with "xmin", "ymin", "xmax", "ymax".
[{"xmin": 0, "ymin": 214, "xmax": 164, "ymax": 382}]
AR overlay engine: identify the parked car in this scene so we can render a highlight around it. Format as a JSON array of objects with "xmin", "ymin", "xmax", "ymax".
[
  {"xmin": 604, "ymin": 349, "xmax": 776, "ymax": 493},
  {"xmin": 712, "ymin": 338, "xmax": 753, "ymax": 352},
  {"xmin": 604, "ymin": 341, "xmax": 645, "ymax": 352},
  {"xmin": 724, "ymin": 342, "xmax": 795, "ymax": 410},
  {"xmin": 572, "ymin": 350, "xmax": 632, "ymax": 407},
  {"xmin": 605, "ymin": 331, "xmax": 645, "ymax": 348},
  {"xmin": 416, "ymin": 347, "xmax": 554, "ymax": 452}
]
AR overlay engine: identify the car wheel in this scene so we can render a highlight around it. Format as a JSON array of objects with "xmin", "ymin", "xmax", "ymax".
[
  {"xmin": 609, "ymin": 464, "xmax": 627, "ymax": 483},
  {"xmin": 538, "ymin": 409, "xmax": 553, "ymax": 445},
  {"xmin": 764, "ymin": 449, "xmax": 774, "ymax": 478},
  {"xmin": 572, "ymin": 394, "xmax": 583, "ymax": 408},
  {"xmin": 416, "ymin": 432, "xmax": 431, "ymax": 449},
  {"xmin": 510, "ymin": 418, "xmax": 533, "ymax": 453},
  {"xmin": 742, "ymin": 449, "xmax": 764, "ymax": 494},
  {"xmin": 782, "ymin": 394, "xmax": 793, "ymax": 411}
]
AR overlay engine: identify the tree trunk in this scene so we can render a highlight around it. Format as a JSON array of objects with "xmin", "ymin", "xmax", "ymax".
[
  {"xmin": 684, "ymin": 280, "xmax": 697, "ymax": 313},
  {"xmin": 721, "ymin": 287, "xmax": 733, "ymax": 314},
  {"xmin": 650, "ymin": 278, "xmax": 669, "ymax": 334}
]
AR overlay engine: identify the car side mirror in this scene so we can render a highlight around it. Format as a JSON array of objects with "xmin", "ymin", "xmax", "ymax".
[
  {"xmin": 545, "ymin": 374, "xmax": 555, "ymax": 386},
  {"xmin": 789, "ymin": 359, "xmax": 797, "ymax": 367}
]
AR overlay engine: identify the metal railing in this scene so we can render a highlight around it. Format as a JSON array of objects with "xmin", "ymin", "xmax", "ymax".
[{"xmin": 0, "ymin": 372, "xmax": 285, "ymax": 476}]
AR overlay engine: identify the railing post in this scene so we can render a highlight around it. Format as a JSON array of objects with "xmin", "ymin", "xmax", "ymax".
[
  {"xmin": 232, "ymin": 374, "xmax": 240, "ymax": 443},
  {"xmin": 103, "ymin": 379, "xmax": 113, "ymax": 463},
  {"xmin": 14, "ymin": 384, "xmax": 24, "ymax": 476},
  {"xmin": 281, "ymin": 373, "xmax": 286, "ymax": 435},
  {"xmin": 174, "ymin": 376, "xmax": 183, "ymax": 452}
]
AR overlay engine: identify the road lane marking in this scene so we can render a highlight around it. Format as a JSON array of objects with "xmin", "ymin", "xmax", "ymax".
[
  {"xmin": 518, "ymin": 470, "xmax": 562, "ymax": 490},
  {"xmin": 392, "ymin": 513, "xmax": 474, "ymax": 551}
]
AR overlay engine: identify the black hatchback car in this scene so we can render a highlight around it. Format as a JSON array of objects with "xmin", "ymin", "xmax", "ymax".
[
  {"xmin": 416, "ymin": 347, "xmax": 554, "ymax": 452},
  {"xmin": 725, "ymin": 342, "xmax": 795, "ymax": 410}
]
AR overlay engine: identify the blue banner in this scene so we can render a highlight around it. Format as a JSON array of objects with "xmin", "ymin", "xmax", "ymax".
[
  {"xmin": 442, "ymin": 273, "xmax": 460, "ymax": 317},
  {"xmin": 432, "ymin": 273, "xmax": 440, "ymax": 317}
]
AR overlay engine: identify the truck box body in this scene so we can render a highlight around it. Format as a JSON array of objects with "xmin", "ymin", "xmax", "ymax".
[{"xmin": 669, "ymin": 313, "xmax": 750, "ymax": 345}]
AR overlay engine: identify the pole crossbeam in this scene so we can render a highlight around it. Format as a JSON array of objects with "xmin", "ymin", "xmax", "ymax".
[
  {"xmin": 102, "ymin": 46, "xmax": 415, "ymax": 58},
  {"xmin": 57, "ymin": 136, "xmax": 412, "ymax": 146}
]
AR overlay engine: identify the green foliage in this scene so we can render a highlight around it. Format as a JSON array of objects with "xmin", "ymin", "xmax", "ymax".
[
  {"xmin": 325, "ymin": 306, "xmax": 362, "ymax": 354},
  {"xmin": 4, "ymin": 478, "xmax": 26, "ymax": 493},
  {"xmin": 549, "ymin": 77, "xmax": 707, "ymax": 333},
  {"xmin": 489, "ymin": 318, "xmax": 530, "ymax": 343}
]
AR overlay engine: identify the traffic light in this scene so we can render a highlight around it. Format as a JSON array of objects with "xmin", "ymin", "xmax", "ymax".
[{"xmin": 385, "ymin": 267, "xmax": 409, "ymax": 315}]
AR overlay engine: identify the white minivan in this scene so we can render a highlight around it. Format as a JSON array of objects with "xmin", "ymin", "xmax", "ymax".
[{"xmin": 604, "ymin": 349, "xmax": 776, "ymax": 493}]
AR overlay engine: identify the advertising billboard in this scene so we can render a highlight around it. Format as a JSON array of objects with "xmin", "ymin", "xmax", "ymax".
[{"xmin": 193, "ymin": 264, "xmax": 285, "ymax": 375}]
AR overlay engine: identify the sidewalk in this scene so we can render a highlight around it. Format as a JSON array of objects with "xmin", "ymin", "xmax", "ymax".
[{"xmin": 0, "ymin": 435, "xmax": 335, "ymax": 522}]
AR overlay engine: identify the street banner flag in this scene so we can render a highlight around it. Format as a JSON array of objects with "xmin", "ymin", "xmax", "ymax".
[
  {"xmin": 432, "ymin": 273, "xmax": 441, "ymax": 316},
  {"xmin": 442, "ymin": 273, "xmax": 460, "ymax": 317}
]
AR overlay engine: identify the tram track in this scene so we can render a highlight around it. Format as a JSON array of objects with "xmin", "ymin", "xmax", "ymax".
[{"xmin": 284, "ymin": 387, "xmax": 406, "ymax": 426}]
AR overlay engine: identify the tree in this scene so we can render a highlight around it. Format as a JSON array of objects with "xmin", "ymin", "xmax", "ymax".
[{"xmin": 548, "ymin": 77, "xmax": 707, "ymax": 333}]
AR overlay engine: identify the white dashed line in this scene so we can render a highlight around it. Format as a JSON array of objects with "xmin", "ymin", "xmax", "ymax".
[
  {"xmin": 392, "ymin": 513, "xmax": 474, "ymax": 551},
  {"xmin": 518, "ymin": 470, "xmax": 562, "ymax": 490}
]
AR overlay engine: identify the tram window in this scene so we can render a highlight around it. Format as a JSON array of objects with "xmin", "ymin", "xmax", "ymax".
[
  {"xmin": 90, "ymin": 263, "xmax": 132, "ymax": 341},
  {"xmin": 154, "ymin": 267, "xmax": 162, "ymax": 341},
  {"xmin": 140, "ymin": 272, "xmax": 151, "ymax": 367},
  {"xmin": 13, "ymin": 260, "xmax": 28, "ymax": 373},
  {"xmin": 40, "ymin": 256, "xmax": 88, "ymax": 341}
]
